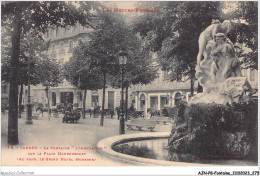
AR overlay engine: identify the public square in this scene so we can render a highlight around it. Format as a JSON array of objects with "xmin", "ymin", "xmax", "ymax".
[
  {"xmin": 1, "ymin": 112, "xmax": 171, "ymax": 166},
  {"xmin": 1, "ymin": 1, "xmax": 258, "ymax": 175}
]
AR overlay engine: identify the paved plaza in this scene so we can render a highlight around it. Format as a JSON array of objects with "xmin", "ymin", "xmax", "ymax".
[{"xmin": 1, "ymin": 112, "xmax": 171, "ymax": 166}]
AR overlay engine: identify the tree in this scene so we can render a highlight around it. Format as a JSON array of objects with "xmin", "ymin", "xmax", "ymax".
[
  {"xmin": 221, "ymin": 2, "xmax": 257, "ymax": 70},
  {"xmin": 38, "ymin": 54, "xmax": 63, "ymax": 118},
  {"xmin": 107, "ymin": 34, "xmax": 158, "ymax": 120},
  {"xmin": 133, "ymin": 2, "xmax": 257, "ymax": 96},
  {"xmin": 1, "ymin": 29, "xmax": 57, "ymax": 118},
  {"xmin": 77, "ymin": 12, "xmax": 140, "ymax": 126},
  {"xmin": 1, "ymin": 1, "xmax": 99, "ymax": 144},
  {"xmin": 133, "ymin": 2, "xmax": 222, "ymax": 96},
  {"xmin": 63, "ymin": 41, "xmax": 103, "ymax": 119}
]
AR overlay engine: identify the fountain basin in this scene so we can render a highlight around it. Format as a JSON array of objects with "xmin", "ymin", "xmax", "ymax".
[{"xmin": 97, "ymin": 132, "xmax": 209, "ymax": 166}]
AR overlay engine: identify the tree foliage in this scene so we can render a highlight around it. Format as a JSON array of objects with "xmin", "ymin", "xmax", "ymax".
[
  {"xmin": 133, "ymin": 2, "xmax": 222, "ymax": 95},
  {"xmin": 63, "ymin": 41, "xmax": 103, "ymax": 91},
  {"xmin": 107, "ymin": 32, "xmax": 158, "ymax": 89},
  {"xmin": 132, "ymin": 1, "xmax": 257, "ymax": 96},
  {"xmin": 222, "ymin": 2, "xmax": 258, "ymax": 69},
  {"xmin": 2, "ymin": 2, "xmax": 100, "ymax": 34},
  {"xmin": 1, "ymin": 1, "xmax": 99, "ymax": 144},
  {"xmin": 1, "ymin": 30, "xmax": 62, "ymax": 86}
]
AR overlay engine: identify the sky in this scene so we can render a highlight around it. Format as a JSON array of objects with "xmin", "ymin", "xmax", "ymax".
[{"xmin": 102, "ymin": 1, "xmax": 137, "ymax": 9}]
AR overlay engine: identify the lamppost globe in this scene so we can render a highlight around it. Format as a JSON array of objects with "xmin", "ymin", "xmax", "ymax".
[{"xmin": 118, "ymin": 50, "xmax": 127, "ymax": 135}]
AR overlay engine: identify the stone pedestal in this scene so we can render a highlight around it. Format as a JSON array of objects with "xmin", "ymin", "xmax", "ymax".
[{"xmin": 190, "ymin": 77, "xmax": 255, "ymax": 105}]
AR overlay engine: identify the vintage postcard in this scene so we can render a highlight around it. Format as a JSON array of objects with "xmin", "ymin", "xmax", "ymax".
[{"xmin": 1, "ymin": 1, "xmax": 259, "ymax": 175}]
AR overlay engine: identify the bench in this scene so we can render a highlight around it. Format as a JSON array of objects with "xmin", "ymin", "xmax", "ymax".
[
  {"xmin": 151, "ymin": 116, "xmax": 171, "ymax": 125},
  {"xmin": 125, "ymin": 119, "xmax": 157, "ymax": 132}
]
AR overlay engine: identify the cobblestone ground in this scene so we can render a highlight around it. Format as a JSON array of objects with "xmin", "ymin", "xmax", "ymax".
[{"xmin": 1, "ymin": 112, "xmax": 171, "ymax": 166}]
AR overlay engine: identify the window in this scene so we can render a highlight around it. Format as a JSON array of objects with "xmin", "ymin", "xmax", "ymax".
[
  {"xmin": 140, "ymin": 94, "xmax": 145, "ymax": 111},
  {"xmin": 92, "ymin": 95, "xmax": 99, "ymax": 107},
  {"xmin": 160, "ymin": 96, "xmax": 168, "ymax": 109},
  {"xmin": 250, "ymin": 69, "xmax": 255, "ymax": 82},
  {"xmin": 52, "ymin": 92, "xmax": 56, "ymax": 106},
  {"xmin": 69, "ymin": 41, "xmax": 73, "ymax": 52},
  {"xmin": 60, "ymin": 92, "xmax": 73, "ymax": 105},
  {"xmin": 108, "ymin": 91, "xmax": 115, "ymax": 110},
  {"xmin": 163, "ymin": 68, "xmax": 170, "ymax": 80}
]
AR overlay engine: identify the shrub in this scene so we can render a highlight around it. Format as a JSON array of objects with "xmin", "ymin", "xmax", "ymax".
[{"xmin": 169, "ymin": 100, "xmax": 258, "ymax": 160}]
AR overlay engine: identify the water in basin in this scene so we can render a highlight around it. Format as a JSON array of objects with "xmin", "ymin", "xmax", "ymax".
[{"xmin": 112, "ymin": 138, "xmax": 257, "ymax": 165}]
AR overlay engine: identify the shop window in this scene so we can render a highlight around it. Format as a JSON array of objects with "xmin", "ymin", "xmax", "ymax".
[
  {"xmin": 92, "ymin": 95, "xmax": 99, "ymax": 107},
  {"xmin": 140, "ymin": 94, "xmax": 145, "ymax": 111},
  {"xmin": 52, "ymin": 92, "xmax": 56, "ymax": 106}
]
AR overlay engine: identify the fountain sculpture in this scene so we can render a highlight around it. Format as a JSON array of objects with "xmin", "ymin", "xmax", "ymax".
[
  {"xmin": 191, "ymin": 20, "xmax": 255, "ymax": 104},
  {"xmin": 168, "ymin": 20, "xmax": 257, "ymax": 162}
]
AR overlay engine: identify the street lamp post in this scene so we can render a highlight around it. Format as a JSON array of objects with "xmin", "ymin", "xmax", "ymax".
[
  {"xmin": 24, "ymin": 46, "xmax": 33, "ymax": 125},
  {"xmin": 118, "ymin": 51, "xmax": 127, "ymax": 135}
]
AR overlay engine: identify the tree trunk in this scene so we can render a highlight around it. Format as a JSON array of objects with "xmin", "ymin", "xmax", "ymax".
[
  {"xmin": 8, "ymin": 10, "xmax": 21, "ymax": 145},
  {"xmin": 82, "ymin": 89, "xmax": 87, "ymax": 119},
  {"xmin": 100, "ymin": 72, "xmax": 106, "ymax": 126},
  {"xmin": 18, "ymin": 84, "xmax": 23, "ymax": 118},
  {"xmin": 45, "ymin": 86, "xmax": 50, "ymax": 120},
  {"xmin": 47, "ymin": 91, "xmax": 50, "ymax": 120},
  {"xmin": 125, "ymin": 85, "xmax": 128, "ymax": 122}
]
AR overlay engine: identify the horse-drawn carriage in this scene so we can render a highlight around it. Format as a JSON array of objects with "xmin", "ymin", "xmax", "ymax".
[
  {"xmin": 62, "ymin": 110, "xmax": 81, "ymax": 123},
  {"xmin": 52, "ymin": 103, "xmax": 66, "ymax": 118},
  {"xmin": 62, "ymin": 103, "xmax": 81, "ymax": 123}
]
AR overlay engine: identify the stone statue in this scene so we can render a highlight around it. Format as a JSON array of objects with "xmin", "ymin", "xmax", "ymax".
[
  {"xmin": 209, "ymin": 33, "xmax": 242, "ymax": 83},
  {"xmin": 191, "ymin": 20, "xmax": 255, "ymax": 105},
  {"xmin": 197, "ymin": 19, "xmax": 234, "ymax": 67}
]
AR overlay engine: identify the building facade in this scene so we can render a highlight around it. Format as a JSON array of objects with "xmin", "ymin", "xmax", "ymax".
[
  {"xmin": 31, "ymin": 23, "xmax": 132, "ymax": 111},
  {"xmin": 131, "ymin": 55, "xmax": 191, "ymax": 118}
]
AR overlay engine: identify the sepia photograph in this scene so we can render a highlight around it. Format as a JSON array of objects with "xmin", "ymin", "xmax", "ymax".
[{"xmin": 1, "ymin": 1, "xmax": 259, "ymax": 175}]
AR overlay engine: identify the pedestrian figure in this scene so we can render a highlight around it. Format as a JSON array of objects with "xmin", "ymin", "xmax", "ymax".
[
  {"xmin": 116, "ymin": 107, "xmax": 121, "ymax": 120},
  {"xmin": 110, "ymin": 110, "xmax": 114, "ymax": 119}
]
